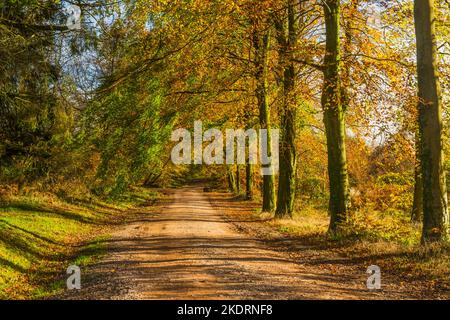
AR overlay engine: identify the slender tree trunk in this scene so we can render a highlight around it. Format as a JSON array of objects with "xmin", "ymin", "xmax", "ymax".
[
  {"xmin": 413, "ymin": 0, "xmax": 449, "ymax": 242},
  {"xmin": 246, "ymin": 162, "xmax": 254, "ymax": 200},
  {"xmin": 227, "ymin": 165, "xmax": 237, "ymax": 193},
  {"xmin": 236, "ymin": 165, "xmax": 241, "ymax": 194},
  {"xmin": 244, "ymin": 106, "xmax": 255, "ymax": 200},
  {"xmin": 275, "ymin": 0, "xmax": 298, "ymax": 218},
  {"xmin": 341, "ymin": 0, "xmax": 358, "ymax": 112},
  {"xmin": 253, "ymin": 31, "xmax": 276, "ymax": 212},
  {"xmin": 412, "ymin": 128, "xmax": 423, "ymax": 222},
  {"xmin": 321, "ymin": 0, "xmax": 350, "ymax": 234}
]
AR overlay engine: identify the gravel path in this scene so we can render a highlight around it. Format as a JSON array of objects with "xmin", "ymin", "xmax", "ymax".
[{"xmin": 59, "ymin": 186, "xmax": 398, "ymax": 299}]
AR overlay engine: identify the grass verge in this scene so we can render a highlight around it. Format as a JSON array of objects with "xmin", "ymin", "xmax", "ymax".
[
  {"xmin": 0, "ymin": 187, "xmax": 159, "ymax": 299},
  {"xmin": 213, "ymin": 192, "xmax": 449, "ymax": 298}
]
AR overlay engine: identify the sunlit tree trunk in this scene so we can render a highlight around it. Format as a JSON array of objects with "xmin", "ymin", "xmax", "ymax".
[
  {"xmin": 322, "ymin": 0, "xmax": 350, "ymax": 234},
  {"xmin": 411, "ymin": 128, "xmax": 423, "ymax": 222},
  {"xmin": 275, "ymin": 0, "xmax": 298, "ymax": 218},
  {"xmin": 413, "ymin": 0, "xmax": 449, "ymax": 242},
  {"xmin": 253, "ymin": 31, "xmax": 276, "ymax": 212}
]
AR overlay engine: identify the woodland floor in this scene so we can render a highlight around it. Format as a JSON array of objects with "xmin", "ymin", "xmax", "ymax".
[{"xmin": 55, "ymin": 185, "xmax": 448, "ymax": 300}]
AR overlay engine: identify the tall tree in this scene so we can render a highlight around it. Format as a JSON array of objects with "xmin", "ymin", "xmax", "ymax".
[
  {"xmin": 321, "ymin": 0, "xmax": 350, "ymax": 233},
  {"xmin": 274, "ymin": 0, "xmax": 298, "ymax": 218},
  {"xmin": 413, "ymin": 0, "xmax": 449, "ymax": 242},
  {"xmin": 252, "ymin": 30, "xmax": 276, "ymax": 212},
  {"xmin": 0, "ymin": 0, "xmax": 71, "ymax": 189}
]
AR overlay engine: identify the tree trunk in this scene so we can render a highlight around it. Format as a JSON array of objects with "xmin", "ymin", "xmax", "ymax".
[
  {"xmin": 341, "ymin": 0, "xmax": 358, "ymax": 112},
  {"xmin": 226, "ymin": 165, "xmax": 237, "ymax": 193},
  {"xmin": 253, "ymin": 31, "xmax": 276, "ymax": 212},
  {"xmin": 411, "ymin": 128, "xmax": 423, "ymax": 222},
  {"xmin": 275, "ymin": 0, "xmax": 298, "ymax": 218},
  {"xmin": 236, "ymin": 165, "xmax": 241, "ymax": 194},
  {"xmin": 321, "ymin": 0, "xmax": 350, "ymax": 234},
  {"xmin": 246, "ymin": 162, "xmax": 254, "ymax": 200},
  {"xmin": 413, "ymin": 0, "xmax": 449, "ymax": 242}
]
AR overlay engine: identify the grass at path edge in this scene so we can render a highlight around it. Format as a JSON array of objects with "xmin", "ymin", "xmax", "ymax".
[{"xmin": 0, "ymin": 187, "xmax": 160, "ymax": 299}]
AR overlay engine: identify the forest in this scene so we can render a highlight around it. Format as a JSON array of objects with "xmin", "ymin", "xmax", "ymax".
[{"xmin": 0, "ymin": 0, "xmax": 449, "ymax": 300}]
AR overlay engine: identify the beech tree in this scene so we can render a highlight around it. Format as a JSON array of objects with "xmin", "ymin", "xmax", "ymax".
[
  {"xmin": 321, "ymin": 0, "xmax": 350, "ymax": 233},
  {"xmin": 274, "ymin": 0, "xmax": 299, "ymax": 218},
  {"xmin": 413, "ymin": 0, "xmax": 449, "ymax": 242}
]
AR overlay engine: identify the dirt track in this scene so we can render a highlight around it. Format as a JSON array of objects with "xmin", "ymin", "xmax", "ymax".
[{"xmin": 59, "ymin": 186, "xmax": 410, "ymax": 300}]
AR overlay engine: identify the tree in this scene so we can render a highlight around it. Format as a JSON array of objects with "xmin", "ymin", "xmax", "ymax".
[
  {"xmin": 321, "ymin": 0, "xmax": 350, "ymax": 234},
  {"xmin": 274, "ymin": 0, "xmax": 298, "ymax": 218},
  {"xmin": 252, "ymin": 29, "xmax": 276, "ymax": 212},
  {"xmin": 0, "ymin": 0, "xmax": 73, "ymax": 189},
  {"xmin": 413, "ymin": 0, "xmax": 449, "ymax": 242}
]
